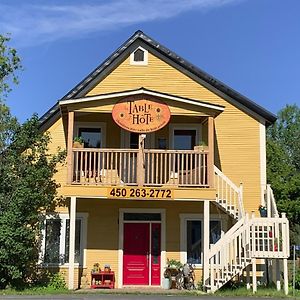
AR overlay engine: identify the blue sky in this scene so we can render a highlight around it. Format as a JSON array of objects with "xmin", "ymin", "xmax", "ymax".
[{"xmin": 1, "ymin": 0, "xmax": 300, "ymax": 122}]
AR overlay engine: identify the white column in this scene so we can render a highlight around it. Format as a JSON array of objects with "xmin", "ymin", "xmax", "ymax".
[
  {"xmin": 252, "ymin": 258, "xmax": 257, "ymax": 293},
  {"xmin": 283, "ymin": 258, "xmax": 288, "ymax": 295},
  {"xmin": 203, "ymin": 200, "xmax": 210, "ymax": 290},
  {"xmin": 276, "ymin": 259, "xmax": 281, "ymax": 291},
  {"xmin": 68, "ymin": 196, "xmax": 77, "ymax": 290}
]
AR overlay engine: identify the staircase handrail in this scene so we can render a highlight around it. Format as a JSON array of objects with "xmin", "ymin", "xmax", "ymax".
[
  {"xmin": 214, "ymin": 166, "xmax": 244, "ymax": 219},
  {"xmin": 265, "ymin": 184, "xmax": 279, "ymax": 217}
]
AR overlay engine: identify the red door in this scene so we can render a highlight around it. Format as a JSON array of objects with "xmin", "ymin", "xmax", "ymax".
[
  {"xmin": 123, "ymin": 223, "xmax": 150, "ymax": 285},
  {"xmin": 151, "ymin": 223, "xmax": 161, "ymax": 285}
]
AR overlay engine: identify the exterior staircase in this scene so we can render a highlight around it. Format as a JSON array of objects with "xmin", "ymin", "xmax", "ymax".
[{"xmin": 208, "ymin": 169, "xmax": 290, "ymax": 293}]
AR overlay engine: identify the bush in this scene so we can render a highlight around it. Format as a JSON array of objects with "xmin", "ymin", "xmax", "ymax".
[
  {"xmin": 295, "ymin": 269, "xmax": 300, "ymax": 290},
  {"xmin": 47, "ymin": 273, "xmax": 66, "ymax": 290}
]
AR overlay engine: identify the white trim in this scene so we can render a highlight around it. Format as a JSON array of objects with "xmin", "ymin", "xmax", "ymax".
[
  {"xmin": 259, "ymin": 121, "xmax": 267, "ymax": 205},
  {"xmin": 169, "ymin": 123, "xmax": 202, "ymax": 149},
  {"xmin": 40, "ymin": 212, "xmax": 88, "ymax": 269},
  {"xmin": 59, "ymin": 88, "xmax": 224, "ymax": 112},
  {"xmin": 130, "ymin": 46, "xmax": 148, "ymax": 66},
  {"xmin": 179, "ymin": 213, "xmax": 224, "ymax": 268},
  {"xmin": 74, "ymin": 121, "xmax": 106, "ymax": 148},
  {"xmin": 118, "ymin": 208, "xmax": 166, "ymax": 288}
]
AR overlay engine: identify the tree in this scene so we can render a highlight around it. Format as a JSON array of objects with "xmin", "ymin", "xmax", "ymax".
[
  {"xmin": 0, "ymin": 35, "xmax": 64, "ymax": 288},
  {"xmin": 0, "ymin": 34, "xmax": 21, "ymax": 152},
  {"xmin": 267, "ymin": 104, "xmax": 300, "ymax": 245}
]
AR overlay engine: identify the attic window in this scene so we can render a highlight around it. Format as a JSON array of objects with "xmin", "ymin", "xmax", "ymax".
[{"xmin": 130, "ymin": 47, "xmax": 148, "ymax": 65}]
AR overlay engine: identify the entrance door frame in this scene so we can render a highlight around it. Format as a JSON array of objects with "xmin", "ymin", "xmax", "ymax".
[{"xmin": 118, "ymin": 208, "xmax": 166, "ymax": 288}]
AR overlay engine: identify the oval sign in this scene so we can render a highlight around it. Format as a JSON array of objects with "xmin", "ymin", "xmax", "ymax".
[{"xmin": 112, "ymin": 95, "xmax": 171, "ymax": 133}]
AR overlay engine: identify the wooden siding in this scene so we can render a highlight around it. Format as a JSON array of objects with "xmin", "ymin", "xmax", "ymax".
[
  {"xmin": 82, "ymin": 51, "xmax": 262, "ymax": 213},
  {"xmin": 73, "ymin": 199, "xmax": 227, "ymax": 288}
]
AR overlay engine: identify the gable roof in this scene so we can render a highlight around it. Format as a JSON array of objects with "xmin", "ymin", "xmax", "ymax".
[
  {"xmin": 39, "ymin": 30, "xmax": 276, "ymax": 127},
  {"xmin": 59, "ymin": 87, "xmax": 225, "ymax": 113}
]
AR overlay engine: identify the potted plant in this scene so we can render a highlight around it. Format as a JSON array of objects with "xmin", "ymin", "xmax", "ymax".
[
  {"xmin": 73, "ymin": 136, "xmax": 84, "ymax": 148},
  {"xmin": 258, "ymin": 205, "xmax": 267, "ymax": 217},
  {"xmin": 194, "ymin": 141, "xmax": 207, "ymax": 152},
  {"xmin": 91, "ymin": 262, "xmax": 100, "ymax": 274}
]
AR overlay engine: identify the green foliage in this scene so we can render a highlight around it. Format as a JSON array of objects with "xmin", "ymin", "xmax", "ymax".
[
  {"xmin": 267, "ymin": 104, "xmax": 300, "ymax": 244},
  {"xmin": 295, "ymin": 269, "xmax": 300, "ymax": 290},
  {"xmin": 0, "ymin": 34, "xmax": 22, "ymax": 102},
  {"xmin": 166, "ymin": 258, "xmax": 183, "ymax": 269},
  {"xmin": 0, "ymin": 115, "xmax": 66, "ymax": 289},
  {"xmin": 47, "ymin": 273, "xmax": 66, "ymax": 290}
]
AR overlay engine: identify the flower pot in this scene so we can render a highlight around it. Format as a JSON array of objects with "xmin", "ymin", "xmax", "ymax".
[
  {"xmin": 259, "ymin": 209, "xmax": 267, "ymax": 217},
  {"xmin": 162, "ymin": 277, "xmax": 171, "ymax": 289},
  {"xmin": 73, "ymin": 141, "xmax": 84, "ymax": 148}
]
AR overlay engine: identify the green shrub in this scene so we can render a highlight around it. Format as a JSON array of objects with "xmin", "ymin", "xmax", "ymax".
[
  {"xmin": 47, "ymin": 273, "xmax": 66, "ymax": 290},
  {"xmin": 295, "ymin": 269, "xmax": 300, "ymax": 290}
]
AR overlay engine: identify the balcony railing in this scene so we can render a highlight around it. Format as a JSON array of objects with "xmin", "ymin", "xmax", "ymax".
[{"xmin": 71, "ymin": 148, "xmax": 210, "ymax": 187}]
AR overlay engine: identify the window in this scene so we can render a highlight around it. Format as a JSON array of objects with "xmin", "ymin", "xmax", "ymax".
[
  {"xmin": 133, "ymin": 49, "xmax": 144, "ymax": 62},
  {"xmin": 79, "ymin": 127, "xmax": 101, "ymax": 148},
  {"xmin": 174, "ymin": 129, "xmax": 196, "ymax": 150},
  {"xmin": 130, "ymin": 47, "xmax": 148, "ymax": 65},
  {"xmin": 41, "ymin": 214, "xmax": 87, "ymax": 265},
  {"xmin": 169, "ymin": 124, "xmax": 201, "ymax": 150},
  {"xmin": 180, "ymin": 215, "xmax": 222, "ymax": 266},
  {"xmin": 187, "ymin": 220, "xmax": 201, "ymax": 264},
  {"xmin": 74, "ymin": 122, "xmax": 106, "ymax": 148}
]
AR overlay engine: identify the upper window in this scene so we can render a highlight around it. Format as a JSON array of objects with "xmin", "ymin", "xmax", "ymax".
[
  {"xmin": 130, "ymin": 47, "xmax": 148, "ymax": 65},
  {"xmin": 133, "ymin": 49, "xmax": 144, "ymax": 62},
  {"xmin": 79, "ymin": 127, "xmax": 101, "ymax": 148}
]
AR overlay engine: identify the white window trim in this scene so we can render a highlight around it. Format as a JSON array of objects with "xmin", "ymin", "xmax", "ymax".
[
  {"xmin": 130, "ymin": 46, "xmax": 148, "ymax": 66},
  {"xmin": 169, "ymin": 123, "xmax": 202, "ymax": 149},
  {"xmin": 39, "ymin": 212, "xmax": 88, "ymax": 268},
  {"xmin": 179, "ymin": 213, "xmax": 224, "ymax": 269},
  {"xmin": 74, "ymin": 121, "xmax": 106, "ymax": 148}
]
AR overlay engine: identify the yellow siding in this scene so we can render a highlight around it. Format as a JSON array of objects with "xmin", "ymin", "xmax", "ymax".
[
  {"xmin": 76, "ymin": 199, "xmax": 227, "ymax": 288},
  {"xmin": 83, "ymin": 51, "xmax": 261, "ymax": 212}
]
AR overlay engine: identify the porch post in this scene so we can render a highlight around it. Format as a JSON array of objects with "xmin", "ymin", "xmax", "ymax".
[
  {"xmin": 276, "ymin": 259, "xmax": 281, "ymax": 291},
  {"xmin": 68, "ymin": 196, "xmax": 77, "ymax": 290},
  {"xmin": 252, "ymin": 257, "xmax": 257, "ymax": 293},
  {"xmin": 137, "ymin": 134, "xmax": 145, "ymax": 186},
  {"xmin": 208, "ymin": 116, "xmax": 214, "ymax": 188},
  {"xmin": 203, "ymin": 200, "xmax": 210, "ymax": 290},
  {"xmin": 67, "ymin": 111, "xmax": 74, "ymax": 184},
  {"xmin": 283, "ymin": 258, "xmax": 288, "ymax": 295}
]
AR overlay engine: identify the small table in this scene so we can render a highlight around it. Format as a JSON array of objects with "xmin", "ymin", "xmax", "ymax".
[{"xmin": 90, "ymin": 271, "xmax": 115, "ymax": 289}]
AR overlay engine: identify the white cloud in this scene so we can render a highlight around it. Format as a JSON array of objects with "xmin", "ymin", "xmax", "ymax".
[{"xmin": 0, "ymin": 0, "xmax": 242, "ymax": 47}]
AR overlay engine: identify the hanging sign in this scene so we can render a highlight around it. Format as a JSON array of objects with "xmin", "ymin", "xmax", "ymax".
[{"xmin": 112, "ymin": 95, "xmax": 171, "ymax": 133}]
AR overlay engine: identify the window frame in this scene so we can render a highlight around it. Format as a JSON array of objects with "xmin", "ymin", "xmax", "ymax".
[
  {"xmin": 130, "ymin": 46, "xmax": 148, "ymax": 66},
  {"xmin": 39, "ymin": 213, "xmax": 88, "ymax": 267},
  {"xmin": 180, "ymin": 213, "xmax": 224, "ymax": 268},
  {"xmin": 74, "ymin": 122, "xmax": 106, "ymax": 148},
  {"xmin": 169, "ymin": 124, "xmax": 202, "ymax": 150}
]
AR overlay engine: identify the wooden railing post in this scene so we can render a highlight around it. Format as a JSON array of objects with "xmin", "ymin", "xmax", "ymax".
[
  {"xmin": 208, "ymin": 116, "xmax": 214, "ymax": 188},
  {"xmin": 67, "ymin": 111, "xmax": 74, "ymax": 184},
  {"xmin": 137, "ymin": 134, "xmax": 145, "ymax": 186}
]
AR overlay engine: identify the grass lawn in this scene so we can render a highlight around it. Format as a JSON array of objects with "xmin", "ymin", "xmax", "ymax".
[{"xmin": 215, "ymin": 286, "xmax": 300, "ymax": 298}]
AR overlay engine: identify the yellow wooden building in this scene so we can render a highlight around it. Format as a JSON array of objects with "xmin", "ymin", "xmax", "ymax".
[{"xmin": 39, "ymin": 31, "xmax": 289, "ymax": 293}]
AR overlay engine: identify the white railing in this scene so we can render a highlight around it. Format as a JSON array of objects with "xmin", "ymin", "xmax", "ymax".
[
  {"xmin": 265, "ymin": 184, "xmax": 279, "ymax": 217},
  {"xmin": 205, "ymin": 213, "xmax": 289, "ymax": 292},
  {"xmin": 214, "ymin": 166, "xmax": 244, "ymax": 219},
  {"xmin": 72, "ymin": 148, "xmax": 210, "ymax": 187}
]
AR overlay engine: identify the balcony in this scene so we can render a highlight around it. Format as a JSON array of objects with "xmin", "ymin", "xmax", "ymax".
[{"xmin": 70, "ymin": 148, "xmax": 211, "ymax": 188}]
